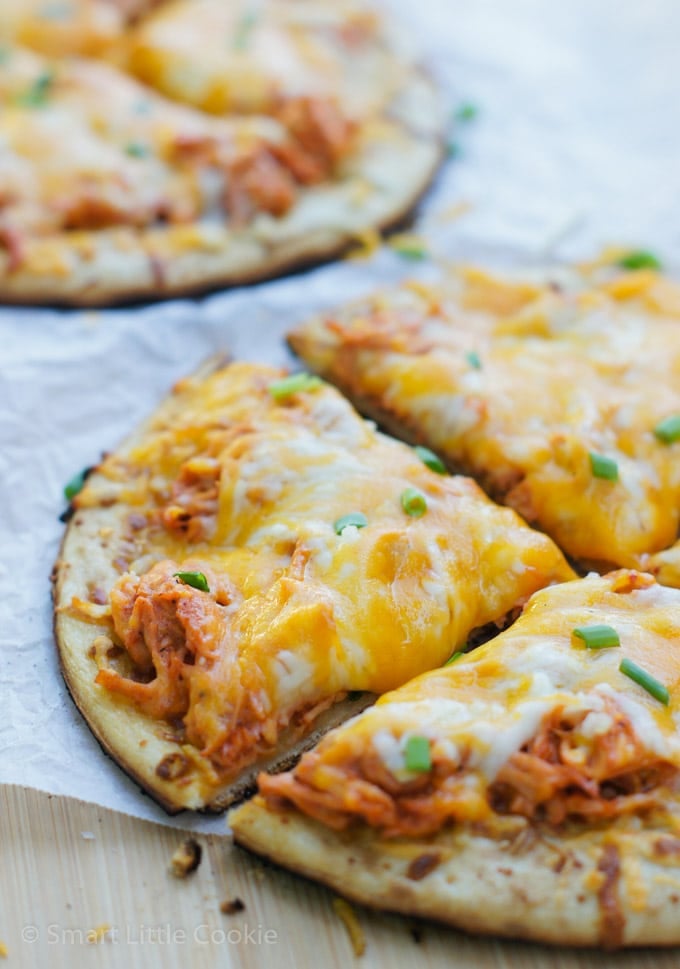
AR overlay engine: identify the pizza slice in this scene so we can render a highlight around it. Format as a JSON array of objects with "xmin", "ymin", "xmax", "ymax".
[
  {"xmin": 0, "ymin": 0, "xmax": 445, "ymax": 305},
  {"xmin": 53, "ymin": 360, "xmax": 572, "ymax": 813},
  {"xmin": 231, "ymin": 569, "xmax": 680, "ymax": 948},
  {"xmin": 288, "ymin": 264, "xmax": 680, "ymax": 581}
]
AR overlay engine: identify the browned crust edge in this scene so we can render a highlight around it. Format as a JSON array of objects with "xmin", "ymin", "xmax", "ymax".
[{"xmin": 230, "ymin": 800, "xmax": 680, "ymax": 948}]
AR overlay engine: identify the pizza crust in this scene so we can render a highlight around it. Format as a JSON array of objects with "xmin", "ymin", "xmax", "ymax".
[
  {"xmin": 0, "ymin": 3, "xmax": 446, "ymax": 306},
  {"xmin": 54, "ymin": 497, "xmax": 376, "ymax": 813},
  {"xmin": 230, "ymin": 798, "xmax": 680, "ymax": 948},
  {"xmin": 1, "ymin": 100, "xmax": 442, "ymax": 306}
]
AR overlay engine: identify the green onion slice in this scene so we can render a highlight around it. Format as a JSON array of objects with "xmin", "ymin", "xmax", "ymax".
[
  {"xmin": 173, "ymin": 571, "xmax": 210, "ymax": 593},
  {"xmin": 444, "ymin": 651, "xmax": 465, "ymax": 666},
  {"xmin": 654, "ymin": 414, "xmax": 680, "ymax": 445},
  {"xmin": 619, "ymin": 657, "xmax": 669, "ymax": 705},
  {"xmin": 125, "ymin": 141, "xmax": 149, "ymax": 158},
  {"xmin": 391, "ymin": 240, "xmax": 427, "ymax": 261},
  {"xmin": 465, "ymin": 350, "xmax": 482, "ymax": 370},
  {"xmin": 455, "ymin": 101, "xmax": 478, "ymax": 122},
  {"xmin": 334, "ymin": 512, "xmax": 368, "ymax": 535},
  {"xmin": 404, "ymin": 735, "xmax": 432, "ymax": 772},
  {"xmin": 572, "ymin": 624, "xmax": 620, "ymax": 650},
  {"xmin": 16, "ymin": 71, "xmax": 53, "ymax": 108},
  {"xmin": 233, "ymin": 10, "xmax": 258, "ymax": 49},
  {"xmin": 617, "ymin": 250, "xmax": 662, "ymax": 271},
  {"xmin": 268, "ymin": 372, "xmax": 322, "ymax": 401},
  {"xmin": 64, "ymin": 468, "xmax": 90, "ymax": 501},
  {"xmin": 401, "ymin": 487, "xmax": 427, "ymax": 518},
  {"xmin": 589, "ymin": 452, "xmax": 619, "ymax": 481},
  {"xmin": 414, "ymin": 445, "xmax": 446, "ymax": 474}
]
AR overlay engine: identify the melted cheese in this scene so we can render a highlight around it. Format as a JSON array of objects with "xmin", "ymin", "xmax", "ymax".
[
  {"xmin": 128, "ymin": 0, "xmax": 405, "ymax": 117},
  {"xmin": 80, "ymin": 361, "xmax": 572, "ymax": 784},
  {"xmin": 292, "ymin": 267, "xmax": 680, "ymax": 577},
  {"xmin": 0, "ymin": 47, "xmax": 274, "ymax": 238},
  {"xmin": 295, "ymin": 571, "xmax": 680, "ymax": 788}
]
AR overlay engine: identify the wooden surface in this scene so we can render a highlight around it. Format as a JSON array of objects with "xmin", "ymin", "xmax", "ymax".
[{"xmin": 0, "ymin": 785, "xmax": 678, "ymax": 969}]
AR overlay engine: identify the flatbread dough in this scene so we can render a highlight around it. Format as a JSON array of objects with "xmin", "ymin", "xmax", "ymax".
[
  {"xmin": 0, "ymin": 0, "xmax": 445, "ymax": 304},
  {"xmin": 53, "ymin": 358, "xmax": 572, "ymax": 812},
  {"xmin": 289, "ymin": 264, "xmax": 680, "ymax": 579},
  {"xmin": 231, "ymin": 570, "xmax": 680, "ymax": 948}
]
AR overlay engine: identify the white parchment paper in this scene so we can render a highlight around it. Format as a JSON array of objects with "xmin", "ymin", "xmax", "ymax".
[{"xmin": 2, "ymin": 0, "xmax": 680, "ymax": 832}]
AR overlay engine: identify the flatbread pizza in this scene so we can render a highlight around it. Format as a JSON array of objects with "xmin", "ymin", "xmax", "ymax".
[
  {"xmin": 53, "ymin": 359, "xmax": 572, "ymax": 813},
  {"xmin": 288, "ymin": 264, "xmax": 680, "ymax": 582},
  {"xmin": 0, "ymin": 0, "xmax": 445, "ymax": 305},
  {"xmin": 231, "ymin": 569, "xmax": 680, "ymax": 948}
]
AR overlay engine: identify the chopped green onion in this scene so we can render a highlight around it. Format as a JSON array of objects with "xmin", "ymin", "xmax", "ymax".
[
  {"xmin": 391, "ymin": 238, "xmax": 427, "ymax": 261},
  {"xmin": 465, "ymin": 350, "xmax": 482, "ymax": 370},
  {"xmin": 589, "ymin": 452, "xmax": 619, "ymax": 481},
  {"xmin": 125, "ymin": 141, "xmax": 149, "ymax": 158},
  {"xmin": 654, "ymin": 414, "xmax": 680, "ymax": 445},
  {"xmin": 40, "ymin": 2, "xmax": 71, "ymax": 18},
  {"xmin": 268, "ymin": 372, "xmax": 322, "ymax": 401},
  {"xmin": 173, "ymin": 571, "xmax": 210, "ymax": 593},
  {"xmin": 401, "ymin": 487, "xmax": 427, "ymax": 518},
  {"xmin": 404, "ymin": 735, "xmax": 432, "ymax": 772},
  {"xmin": 444, "ymin": 651, "xmax": 465, "ymax": 666},
  {"xmin": 334, "ymin": 512, "xmax": 368, "ymax": 534},
  {"xmin": 572, "ymin": 624, "xmax": 620, "ymax": 650},
  {"xmin": 64, "ymin": 468, "xmax": 90, "ymax": 501},
  {"xmin": 414, "ymin": 445, "xmax": 446, "ymax": 474},
  {"xmin": 133, "ymin": 99, "xmax": 153, "ymax": 115},
  {"xmin": 617, "ymin": 250, "xmax": 662, "ymax": 271},
  {"xmin": 619, "ymin": 657, "xmax": 669, "ymax": 705},
  {"xmin": 455, "ymin": 101, "xmax": 479, "ymax": 123},
  {"xmin": 16, "ymin": 71, "xmax": 54, "ymax": 108},
  {"xmin": 233, "ymin": 10, "xmax": 258, "ymax": 50}
]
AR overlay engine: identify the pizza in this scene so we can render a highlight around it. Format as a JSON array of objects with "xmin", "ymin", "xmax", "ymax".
[
  {"xmin": 53, "ymin": 359, "xmax": 572, "ymax": 812},
  {"xmin": 231, "ymin": 569, "xmax": 680, "ymax": 948},
  {"xmin": 288, "ymin": 264, "xmax": 680, "ymax": 581},
  {"xmin": 0, "ymin": 0, "xmax": 445, "ymax": 305}
]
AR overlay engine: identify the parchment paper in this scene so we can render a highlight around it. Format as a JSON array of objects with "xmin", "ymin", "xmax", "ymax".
[{"xmin": 2, "ymin": 0, "xmax": 679, "ymax": 832}]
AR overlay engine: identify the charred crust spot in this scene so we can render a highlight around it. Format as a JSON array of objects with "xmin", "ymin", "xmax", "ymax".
[
  {"xmin": 156, "ymin": 752, "xmax": 190, "ymax": 781},
  {"xmin": 497, "ymin": 866, "xmax": 513, "ymax": 876},
  {"xmin": 170, "ymin": 839, "xmax": 202, "ymax": 878},
  {"xmin": 597, "ymin": 844, "xmax": 625, "ymax": 950},
  {"xmin": 406, "ymin": 852, "xmax": 441, "ymax": 881},
  {"xmin": 220, "ymin": 898, "xmax": 245, "ymax": 915}
]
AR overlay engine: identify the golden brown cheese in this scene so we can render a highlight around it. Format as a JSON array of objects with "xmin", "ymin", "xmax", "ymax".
[
  {"xmin": 257, "ymin": 571, "xmax": 680, "ymax": 836},
  {"xmin": 72, "ymin": 361, "xmax": 572, "ymax": 794},
  {"xmin": 289, "ymin": 267, "xmax": 680, "ymax": 578},
  {"xmin": 128, "ymin": 0, "xmax": 402, "ymax": 117},
  {"xmin": 0, "ymin": 46, "xmax": 352, "ymax": 245}
]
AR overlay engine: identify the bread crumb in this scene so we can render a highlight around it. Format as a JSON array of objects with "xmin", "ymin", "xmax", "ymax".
[
  {"xmin": 332, "ymin": 897, "xmax": 365, "ymax": 956},
  {"xmin": 87, "ymin": 924, "xmax": 112, "ymax": 944},
  {"xmin": 170, "ymin": 839, "xmax": 202, "ymax": 878},
  {"xmin": 220, "ymin": 898, "xmax": 245, "ymax": 915}
]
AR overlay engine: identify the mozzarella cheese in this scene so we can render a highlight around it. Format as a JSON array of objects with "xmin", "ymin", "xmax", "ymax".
[
  {"xmin": 74, "ymin": 361, "xmax": 572, "ymax": 786},
  {"xmin": 290, "ymin": 266, "xmax": 680, "ymax": 576}
]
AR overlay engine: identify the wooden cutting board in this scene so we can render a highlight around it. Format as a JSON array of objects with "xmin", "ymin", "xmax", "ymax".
[{"xmin": 0, "ymin": 784, "xmax": 677, "ymax": 969}]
